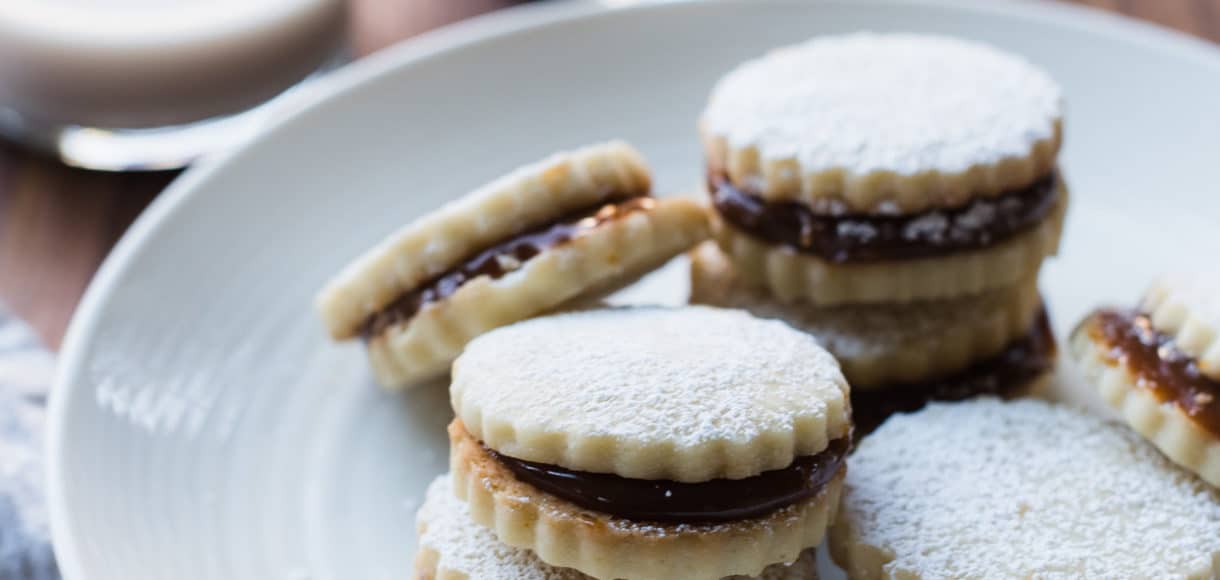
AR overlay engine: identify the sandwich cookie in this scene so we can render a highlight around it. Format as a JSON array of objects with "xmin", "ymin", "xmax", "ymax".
[
  {"xmin": 316, "ymin": 142, "xmax": 709, "ymax": 388},
  {"xmin": 830, "ymin": 399, "xmax": 1220, "ymax": 579},
  {"xmin": 690, "ymin": 244, "xmax": 1055, "ymax": 434},
  {"xmin": 1071, "ymin": 274, "xmax": 1220, "ymax": 487},
  {"xmin": 414, "ymin": 474, "xmax": 820, "ymax": 580},
  {"xmin": 700, "ymin": 33, "xmax": 1067, "ymax": 305},
  {"xmin": 447, "ymin": 306, "xmax": 852, "ymax": 580}
]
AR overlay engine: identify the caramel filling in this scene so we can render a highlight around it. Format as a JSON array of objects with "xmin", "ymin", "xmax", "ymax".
[
  {"xmin": 358, "ymin": 196, "xmax": 655, "ymax": 338},
  {"xmin": 1086, "ymin": 309, "xmax": 1220, "ymax": 438},
  {"xmin": 488, "ymin": 438, "xmax": 849, "ymax": 524},
  {"xmin": 853, "ymin": 307, "xmax": 1056, "ymax": 435},
  {"xmin": 709, "ymin": 171, "xmax": 1059, "ymax": 263}
]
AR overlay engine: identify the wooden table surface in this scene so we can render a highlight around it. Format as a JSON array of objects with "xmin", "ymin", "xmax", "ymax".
[{"xmin": 1, "ymin": 0, "xmax": 1217, "ymax": 350}]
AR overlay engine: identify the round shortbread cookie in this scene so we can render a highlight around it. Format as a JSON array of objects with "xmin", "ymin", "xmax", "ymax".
[
  {"xmin": 450, "ymin": 305, "xmax": 851, "ymax": 482},
  {"xmin": 710, "ymin": 179, "xmax": 1067, "ymax": 305},
  {"xmin": 317, "ymin": 141, "xmax": 651, "ymax": 340},
  {"xmin": 689, "ymin": 243, "xmax": 1044, "ymax": 389},
  {"xmin": 415, "ymin": 474, "xmax": 820, "ymax": 580},
  {"xmin": 1142, "ymin": 274, "xmax": 1220, "ymax": 381},
  {"xmin": 829, "ymin": 398, "xmax": 1220, "ymax": 579},
  {"xmin": 366, "ymin": 196, "xmax": 708, "ymax": 388},
  {"xmin": 1071, "ymin": 313, "xmax": 1220, "ymax": 488},
  {"xmin": 701, "ymin": 33, "xmax": 1063, "ymax": 214},
  {"xmin": 449, "ymin": 422, "xmax": 840, "ymax": 580}
]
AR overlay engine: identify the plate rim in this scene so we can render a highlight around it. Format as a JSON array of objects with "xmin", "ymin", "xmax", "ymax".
[{"xmin": 46, "ymin": 1, "xmax": 1220, "ymax": 578}]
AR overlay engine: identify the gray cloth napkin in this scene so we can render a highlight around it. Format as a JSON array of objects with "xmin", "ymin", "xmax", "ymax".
[{"xmin": 0, "ymin": 306, "xmax": 60, "ymax": 579}]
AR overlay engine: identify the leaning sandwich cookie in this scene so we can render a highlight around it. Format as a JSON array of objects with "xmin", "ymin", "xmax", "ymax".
[
  {"xmin": 700, "ymin": 33, "xmax": 1068, "ymax": 305},
  {"xmin": 413, "ymin": 474, "xmax": 820, "ymax": 580},
  {"xmin": 1071, "ymin": 273, "xmax": 1220, "ymax": 487},
  {"xmin": 690, "ymin": 243, "xmax": 1055, "ymax": 433},
  {"xmin": 830, "ymin": 398, "xmax": 1220, "ymax": 579},
  {"xmin": 447, "ymin": 306, "xmax": 852, "ymax": 580},
  {"xmin": 315, "ymin": 142, "xmax": 709, "ymax": 388}
]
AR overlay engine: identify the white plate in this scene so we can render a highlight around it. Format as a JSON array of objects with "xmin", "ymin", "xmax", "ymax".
[{"xmin": 47, "ymin": 1, "xmax": 1220, "ymax": 578}]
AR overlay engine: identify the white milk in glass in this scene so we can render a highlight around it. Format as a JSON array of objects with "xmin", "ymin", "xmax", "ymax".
[{"xmin": 0, "ymin": 0, "xmax": 347, "ymax": 168}]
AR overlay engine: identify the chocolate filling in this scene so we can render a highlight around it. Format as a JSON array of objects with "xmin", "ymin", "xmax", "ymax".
[
  {"xmin": 1086, "ymin": 309, "xmax": 1220, "ymax": 438},
  {"xmin": 489, "ymin": 438, "xmax": 850, "ymax": 524},
  {"xmin": 853, "ymin": 307, "xmax": 1057, "ymax": 435},
  {"xmin": 358, "ymin": 196, "xmax": 655, "ymax": 338},
  {"xmin": 709, "ymin": 171, "xmax": 1059, "ymax": 263}
]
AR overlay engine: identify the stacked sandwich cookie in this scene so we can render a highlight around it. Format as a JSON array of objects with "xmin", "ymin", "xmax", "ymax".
[
  {"xmin": 691, "ymin": 245, "xmax": 1052, "ymax": 434},
  {"xmin": 1071, "ymin": 274, "xmax": 1220, "ymax": 487},
  {"xmin": 316, "ymin": 142, "xmax": 709, "ymax": 388},
  {"xmin": 428, "ymin": 306, "xmax": 852, "ymax": 580},
  {"xmin": 829, "ymin": 398, "xmax": 1220, "ymax": 578},
  {"xmin": 693, "ymin": 33, "xmax": 1067, "ymax": 432}
]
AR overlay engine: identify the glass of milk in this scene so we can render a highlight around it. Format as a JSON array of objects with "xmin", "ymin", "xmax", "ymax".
[{"xmin": 0, "ymin": 0, "xmax": 348, "ymax": 170}]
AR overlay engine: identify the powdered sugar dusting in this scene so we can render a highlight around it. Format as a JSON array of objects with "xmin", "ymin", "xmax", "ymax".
[
  {"xmin": 418, "ymin": 475, "xmax": 587, "ymax": 579},
  {"xmin": 451, "ymin": 306, "xmax": 848, "ymax": 478},
  {"xmin": 703, "ymin": 33, "xmax": 1062, "ymax": 176},
  {"xmin": 731, "ymin": 285, "xmax": 1024, "ymax": 361},
  {"xmin": 841, "ymin": 399, "xmax": 1220, "ymax": 578}
]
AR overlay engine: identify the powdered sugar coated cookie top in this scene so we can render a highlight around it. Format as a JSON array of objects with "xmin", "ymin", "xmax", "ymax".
[
  {"xmin": 702, "ymin": 33, "xmax": 1062, "ymax": 212},
  {"xmin": 450, "ymin": 306, "xmax": 850, "ymax": 482},
  {"xmin": 836, "ymin": 398, "xmax": 1220, "ymax": 578}
]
